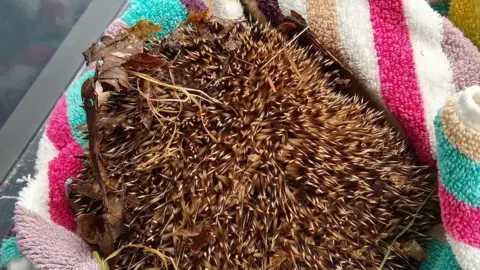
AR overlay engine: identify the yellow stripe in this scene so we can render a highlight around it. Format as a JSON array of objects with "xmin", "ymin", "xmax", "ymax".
[{"xmin": 449, "ymin": 0, "xmax": 480, "ymax": 48}]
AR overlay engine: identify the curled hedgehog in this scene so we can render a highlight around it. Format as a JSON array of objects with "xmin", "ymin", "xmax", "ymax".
[{"xmin": 71, "ymin": 20, "xmax": 438, "ymax": 269}]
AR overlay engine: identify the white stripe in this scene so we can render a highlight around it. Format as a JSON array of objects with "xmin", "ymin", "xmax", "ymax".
[
  {"xmin": 203, "ymin": 0, "xmax": 244, "ymax": 20},
  {"xmin": 402, "ymin": 0, "xmax": 456, "ymax": 159},
  {"xmin": 448, "ymin": 235, "xmax": 480, "ymax": 270},
  {"xmin": 18, "ymin": 133, "xmax": 58, "ymax": 220},
  {"xmin": 456, "ymin": 85, "xmax": 480, "ymax": 131},
  {"xmin": 278, "ymin": 0, "xmax": 307, "ymax": 17},
  {"xmin": 335, "ymin": 0, "xmax": 384, "ymax": 108},
  {"xmin": 7, "ymin": 258, "xmax": 35, "ymax": 270}
]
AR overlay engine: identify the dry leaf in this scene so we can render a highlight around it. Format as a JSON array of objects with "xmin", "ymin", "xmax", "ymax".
[
  {"xmin": 127, "ymin": 20, "xmax": 161, "ymax": 39},
  {"xmin": 400, "ymin": 240, "xmax": 429, "ymax": 261},
  {"xmin": 241, "ymin": 0, "xmax": 268, "ymax": 24},
  {"xmin": 190, "ymin": 231, "xmax": 216, "ymax": 255},
  {"xmin": 105, "ymin": 193, "xmax": 125, "ymax": 222},
  {"xmin": 225, "ymin": 39, "xmax": 242, "ymax": 51},
  {"xmin": 268, "ymin": 255, "xmax": 287, "ymax": 269},
  {"xmin": 81, "ymin": 78, "xmax": 107, "ymax": 194},
  {"xmin": 122, "ymin": 53, "xmax": 167, "ymax": 70},
  {"xmin": 76, "ymin": 213, "xmax": 98, "ymax": 244},
  {"xmin": 75, "ymin": 180, "xmax": 102, "ymax": 199},
  {"xmin": 429, "ymin": 224, "xmax": 447, "ymax": 243},
  {"xmin": 83, "ymin": 20, "xmax": 161, "ymax": 91},
  {"xmin": 98, "ymin": 117, "xmax": 122, "ymax": 134},
  {"xmin": 185, "ymin": 11, "xmax": 211, "ymax": 31},
  {"xmin": 174, "ymin": 227, "xmax": 202, "ymax": 237}
]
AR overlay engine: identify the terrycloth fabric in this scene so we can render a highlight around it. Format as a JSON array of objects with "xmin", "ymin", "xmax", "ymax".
[
  {"xmin": 431, "ymin": 1, "xmax": 450, "ymax": 16},
  {"xmin": 435, "ymin": 86, "xmax": 480, "ymax": 270},
  {"xmin": 14, "ymin": 205, "xmax": 99, "ymax": 270},
  {"xmin": 449, "ymin": 0, "xmax": 480, "ymax": 48},
  {"xmin": 2, "ymin": 219, "xmax": 34, "ymax": 270},
  {"xmin": 5, "ymin": 0, "xmax": 480, "ymax": 269},
  {"xmin": 103, "ymin": 18, "xmax": 128, "ymax": 38},
  {"xmin": 121, "ymin": 0, "xmax": 188, "ymax": 36},
  {"xmin": 421, "ymin": 239, "xmax": 461, "ymax": 270},
  {"xmin": 1, "ymin": 237, "xmax": 22, "ymax": 266},
  {"xmin": 18, "ymin": 134, "xmax": 58, "ymax": 220},
  {"xmin": 7, "ymin": 258, "xmax": 34, "ymax": 270}
]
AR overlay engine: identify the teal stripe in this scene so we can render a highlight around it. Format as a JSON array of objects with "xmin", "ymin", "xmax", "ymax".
[
  {"xmin": 436, "ymin": 113, "xmax": 480, "ymax": 207},
  {"xmin": 1, "ymin": 237, "xmax": 23, "ymax": 265},
  {"xmin": 65, "ymin": 70, "xmax": 95, "ymax": 146},
  {"xmin": 420, "ymin": 239, "xmax": 461, "ymax": 270},
  {"xmin": 431, "ymin": 2, "xmax": 450, "ymax": 17},
  {"xmin": 122, "ymin": 0, "xmax": 188, "ymax": 37}
]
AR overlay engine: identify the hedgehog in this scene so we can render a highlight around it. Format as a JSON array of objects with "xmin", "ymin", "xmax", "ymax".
[{"xmin": 71, "ymin": 20, "xmax": 438, "ymax": 270}]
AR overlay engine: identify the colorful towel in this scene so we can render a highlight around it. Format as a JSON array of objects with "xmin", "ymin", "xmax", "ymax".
[
  {"xmin": 3, "ymin": 0, "xmax": 479, "ymax": 269},
  {"xmin": 449, "ymin": 0, "xmax": 480, "ymax": 48},
  {"xmin": 428, "ymin": 0, "xmax": 480, "ymax": 48}
]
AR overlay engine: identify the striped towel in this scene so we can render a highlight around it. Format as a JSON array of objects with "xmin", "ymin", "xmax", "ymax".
[{"xmin": 3, "ymin": 0, "xmax": 479, "ymax": 269}]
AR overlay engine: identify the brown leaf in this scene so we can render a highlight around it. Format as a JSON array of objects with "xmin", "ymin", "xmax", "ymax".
[
  {"xmin": 190, "ymin": 231, "xmax": 216, "ymax": 255},
  {"xmin": 103, "ymin": 193, "xmax": 126, "ymax": 250},
  {"xmin": 225, "ymin": 39, "xmax": 242, "ymax": 51},
  {"xmin": 429, "ymin": 224, "xmax": 447, "ymax": 243},
  {"xmin": 103, "ymin": 213, "xmax": 125, "ymax": 240},
  {"xmin": 97, "ymin": 52, "xmax": 140, "ymax": 91},
  {"xmin": 399, "ymin": 240, "xmax": 429, "ymax": 261},
  {"xmin": 76, "ymin": 213, "xmax": 99, "ymax": 244},
  {"xmin": 77, "ymin": 213, "xmax": 118, "ymax": 255},
  {"xmin": 186, "ymin": 12, "xmax": 209, "ymax": 30},
  {"xmin": 81, "ymin": 78, "xmax": 107, "ymax": 195},
  {"xmin": 100, "ymin": 35, "xmax": 114, "ymax": 44},
  {"xmin": 98, "ymin": 66, "xmax": 130, "ymax": 90},
  {"xmin": 174, "ymin": 227, "xmax": 202, "ymax": 237},
  {"xmin": 268, "ymin": 256, "xmax": 287, "ymax": 269},
  {"xmin": 83, "ymin": 33, "xmax": 130, "ymax": 64},
  {"xmin": 83, "ymin": 20, "xmax": 161, "ymax": 91},
  {"xmin": 241, "ymin": 0, "xmax": 268, "ymax": 24},
  {"xmin": 98, "ymin": 117, "xmax": 122, "ymax": 134},
  {"xmin": 105, "ymin": 192, "xmax": 125, "ymax": 221},
  {"xmin": 127, "ymin": 20, "xmax": 162, "ymax": 39},
  {"xmin": 122, "ymin": 53, "xmax": 167, "ymax": 70},
  {"xmin": 97, "ymin": 222, "xmax": 118, "ymax": 255},
  {"xmin": 75, "ymin": 180, "xmax": 102, "ymax": 199},
  {"xmin": 276, "ymin": 21, "xmax": 298, "ymax": 36}
]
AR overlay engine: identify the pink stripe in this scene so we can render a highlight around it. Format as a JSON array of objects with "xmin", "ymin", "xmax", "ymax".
[
  {"xmin": 368, "ymin": 0, "xmax": 434, "ymax": 165},
  {"xmin": 104, "ymin": 18, "xmax": 128, "ymax": 38},
  {"xmin": 46, "ymin": 95, "xmax": 80, "ymax": 231},
  {"xmin": 46, "ymin": 95, "xmax": 74, "ymax": 150},
  {"xmin": 440, "ymin": 182, "xmax": 480, "ymax": 248},
  {"xmin": 48, "ymin": 143, "xmax": 81, "ymax": 232}
]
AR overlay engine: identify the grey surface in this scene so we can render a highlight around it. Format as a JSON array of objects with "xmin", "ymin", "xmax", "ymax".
[
  {"xmin": 0, "ymin": 0, "xmax": 92, "ymax": 128},
  {"xmin": 0, "ymin": 128, "xmax": 42, "ymax": 239},
  {"xmin": 0, "ymin": 0, "xmax": 127, "ymax": 185}
]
